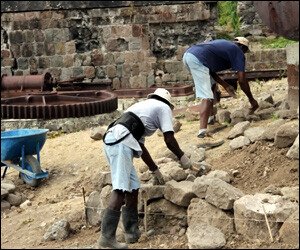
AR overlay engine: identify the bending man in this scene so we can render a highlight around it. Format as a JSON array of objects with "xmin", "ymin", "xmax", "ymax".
[
  {"xmin": 183, "ymin": 37, "xmax": 259, "ymax": 138},
  {"xmin": 98, "ymin": 88, "xmax": 192, "ymax": 249}
]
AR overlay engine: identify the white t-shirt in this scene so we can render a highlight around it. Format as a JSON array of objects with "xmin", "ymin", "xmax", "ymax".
[{"xmin": 104, "ymin": 98, "xmax": 174, "ymax": 156}]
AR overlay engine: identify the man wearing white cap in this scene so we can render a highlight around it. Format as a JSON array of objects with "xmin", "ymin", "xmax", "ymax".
[
  {"xmin": 97, "ymin": 88, "xmax": 192, "ymax": 249},
  {"xmin": 183, "ymin": 37, "xmax": 259, "ymax": 139}
]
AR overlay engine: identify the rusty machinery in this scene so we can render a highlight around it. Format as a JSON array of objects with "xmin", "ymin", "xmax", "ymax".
[
  {"xmin": 1, "ymin": 73, "xmax": 118, "ymax": 119},
  {"xmin": 1, "ymin": 73, "xmax": 195, "ymax": 120}
]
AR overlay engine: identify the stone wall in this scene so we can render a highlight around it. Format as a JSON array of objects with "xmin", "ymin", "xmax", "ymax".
[{"xmin": 1, "ymin": 1, "xmax": 287, "ymax": 90}]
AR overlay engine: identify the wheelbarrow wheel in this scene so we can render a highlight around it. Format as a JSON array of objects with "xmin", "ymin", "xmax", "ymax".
[{"xmin": 19, "ymin": 155, "xmax": 42, "ymax": 187}]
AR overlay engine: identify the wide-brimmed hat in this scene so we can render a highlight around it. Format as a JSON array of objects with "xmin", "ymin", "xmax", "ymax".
[
  {"xmin": 147, "ymin": 88, "xmax": 174, "ymax": 109},
  {"xmin": 234, "ymin": 37, "xmax": 250, "ymax": 52}
]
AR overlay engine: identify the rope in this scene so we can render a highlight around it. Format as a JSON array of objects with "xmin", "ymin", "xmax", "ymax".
[{"xmin": 82, "ymin": 205, "xmax": 299, "ymax": 224}]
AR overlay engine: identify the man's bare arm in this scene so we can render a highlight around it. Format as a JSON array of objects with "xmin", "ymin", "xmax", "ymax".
[
  {"xmin": 237, "ymin": 71, "xmax": 259, "ymax": 113},
  {"xmin": 210, "ymin": 72, "xmax": 237, "ymax": 98}
]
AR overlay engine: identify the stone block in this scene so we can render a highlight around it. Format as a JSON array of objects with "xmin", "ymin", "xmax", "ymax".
[
  {"xmin": 107, "ymin": 38, "xmax": 129, "ymax": 52},
  {"xmin": 28, "ymin": 19, "xmax": 41, "ymax": 30},
  {"xmin": 50, "ymin": 55, "xmax": 64, "ymax": 68},
  {"xmin": 106, "ymin": 65, "xmax": 117, "ymax": 78},
  {"xmin": 111, "ymin": 25, "xmax": 132, "ymax": 38},
  {"xmin": 129, "ymin": 38, "xmax": 141, "ymax": 51},
  {"xmin": 104, "ymin": 53, "xmax": 115, "ymax": 64},
  {"xmin": 91, "ymin": 50, "xmax": 104, "ymax": 66},
  {"xmin": 60, "ymin": 68, "xmax": 73, "ymax": 81},
  {"xmin": 40, "ymin": 11, "xmax": 53, "ymax": 19},
  {"xmin": 44, "ymin": 43, "xmax": 55, "ymax": 56},
  {"xmin": 112, "ymin": 77, "xmax": 121, "ymax": 89},
  {"xmin": 71, "ymin": 67, "xmax": 83, "ymax": 77},
  {"xmin": 9, "ymin": 31, "xmax": 24, "ymax": 44},
  {"xmin": 65, "ymin": 41, "xmax": 76, "ymax": 54},
  {"xmin": 63, "ymin": 54, "xmax": 74, "ymax": 68},
  {"xmin": 29, "ymin": 57, "xmax": 38, "ymax": 69},
  {"xmin": 33, "ymin": 30, "xmax": 45, "ymax": 42},
  {"xmin": 1, "ymin": 58, "xmax": 14, "ymax": 67},
  {"xmin": 131, "ymin": 63, "xmax": 139, "ymax": 76},
  {"xmin": 34, "ymin": 43, "xmax": 44, "ymax": 56},
  {"xmin": 17, "ymin": 57, "xmax": 28, "ymax": 70},
  {"xmin": 84, "ymin": 66, "xmax": 96, "ymax": 79},
  {"xmin": 25, "ymin": 12, "xmax": 39, "ymax": 20},
  {"xmin": 24, "ymin": 30, "xmax": 35, "ymax": 43},
  {"xmin": 21, "ymin": 43, "xmax": 34, "ymax": 57},
  {"xmin": 38, "ymin": 57, "xmax": 51, "ymax": 69},
  {"xmin": 132, "ymin": 24, "xmax": 146, "ymax": 37},
  {"xmin": 54, "ymin": 42, "xmax": 66, "ymax": 55}
]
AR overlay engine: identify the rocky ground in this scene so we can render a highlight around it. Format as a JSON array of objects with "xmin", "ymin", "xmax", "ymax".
[{"xmin": 1, "ymin": 77, "xmax": 299, "ymax": 249}]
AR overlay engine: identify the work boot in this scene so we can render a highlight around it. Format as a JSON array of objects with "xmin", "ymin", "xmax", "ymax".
[
  {"xmin": 97, "ymin": 208, "xmax": 128, "ymax": 249},
  {"xmin": 121, "ymin": 206, "xmax": 141, "ymax": 244}
]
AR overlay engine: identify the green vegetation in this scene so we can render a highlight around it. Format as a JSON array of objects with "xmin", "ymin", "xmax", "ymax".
[
  {"xmin": 217, "ymin": 1, "xmax": 240, "ymax": 35},
  {"xmin": 260, "ymin": 36, "xmax": 297, "ymax": 49},
  {"xmin": 271, "ymin": 113, "xmax": 280, "ymax": 120}
]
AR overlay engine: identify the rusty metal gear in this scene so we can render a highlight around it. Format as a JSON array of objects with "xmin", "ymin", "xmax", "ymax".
[{"xmin": 1, "ymin": 90, "xmax": 118, "ymax": 120}]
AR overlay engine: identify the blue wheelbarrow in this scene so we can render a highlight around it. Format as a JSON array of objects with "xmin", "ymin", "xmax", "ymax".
[{"xmin": 1, "ymin": 128, "xmax": 49, "ymax": 187}]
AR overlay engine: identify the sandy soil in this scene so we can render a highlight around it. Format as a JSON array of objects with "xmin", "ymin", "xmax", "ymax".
[{"xmin": 1, "ymin": 78, "xmax": 299, "ymax": 249}]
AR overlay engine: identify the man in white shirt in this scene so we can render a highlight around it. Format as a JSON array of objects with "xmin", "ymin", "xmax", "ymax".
[{"xmin": 98, "ymin": 88, "xmax": 192, "ymax": 249}]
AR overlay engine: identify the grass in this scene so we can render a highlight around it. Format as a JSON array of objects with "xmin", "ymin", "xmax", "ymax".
[
  {"xmin": 260, "ymin": 36, "xmax": 297, "ymax": 49},
  {"xmin": 217, "ymin": 1, "xmax": 240, "ymax": 35}
]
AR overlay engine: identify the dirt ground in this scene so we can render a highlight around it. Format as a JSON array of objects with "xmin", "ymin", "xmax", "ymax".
[{"xmin": 1, "ymin": 78, "xmax": 299, "ymax": 249}]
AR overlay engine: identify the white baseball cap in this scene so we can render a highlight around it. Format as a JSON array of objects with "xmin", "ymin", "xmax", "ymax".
[
  {"xmin": 147, "ymin": 88, "xmax": 174, "ymax": 109},
  {"xmin": 234, "ymin": 37, "xmax": 250, "ymax": 52}
]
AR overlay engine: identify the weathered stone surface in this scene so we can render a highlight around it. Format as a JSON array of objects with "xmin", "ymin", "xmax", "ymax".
[
  {"xmin": 160, "ymin": 162, "xmax": 188, "ymax": 182},
  {"xmin": 229, "ymin": 136, "xmax": 251, "ymax": 150},
  {"xmin": 274, "ymin": 121, "xmax": 299, "ymax": 148},
  {"xmin": 1, "ymin": 188, "xmax": 9, "ymax": 200},
  {"xmin": 147, "ymin": 198, "xmax": 186, "ymax": 218},
  {"xmin": 90, "ymin": 126, "xmax": 106, "ymax": 140},
  {"xmin": 192, "ymin": 176, "xmax": 215, "ymax": 199},
  {"xmin": 234, "ymin": 193, "xmax": 298, "ymax": 242},
  {"xmin": 164, "ymin": 180, "xmax": 196, "ymax": 207},
  {"xmin": 206, "ymin": 170, "xmax": 232, "ymax": 183},
  {"xmin": 98, "ymin": 171, "xmax": 111, "ymax": 191},
  {"xmin": 227, "ymin": 121, "xmax": 250, "ymax": 139},
  {"xmin": 7, "ymin": 193, "xmax": 23, "ymax": 206},
  {"xmin": 86, "ymin": 190, "xmax": 104, "ymax": 226},
  {"xmin": 43, "ymin": 219, "xmax": 70, "ymax": 241},
  {"xmin": 280, "ymin": 186, "xmax": 299, "ymax": 202},
  {"xmin": 279, "ymin": 207, "xmax": 299, "ymax": 246},
  {"xmin": 261, "ymin": 119, "xmax": 286, "ymax": 141},
  {"xmin": 1, "ymin": 180, "xmax": 16, "ymax": 193},
  {"xmin": 286, "ymin": 134, "xmax": 299, "ymax": 159},
  {"xmin": 1, "ymin": 200, "xmax": 11, "ymax": 211},
  {"xmin": 205, "ymin": 178, "xmax": 244, "ymax": 210},
  {"xmin": 187, "ymin": 198, "xmax": 235, "ymax": 237},
  {"xmin": 244, "ymin": 126, "xmax": 266, "ymax": 142},
  {"xmin": 186, "ymin": 223, "xmax": 226, "ymax": 249},
  {"xmin": 139, "ymin": 184, "xmax": 165, "ymax": 201},
  {"xmin": 216, "ymin": 110, "xmax": 231, "ymax": 124}
]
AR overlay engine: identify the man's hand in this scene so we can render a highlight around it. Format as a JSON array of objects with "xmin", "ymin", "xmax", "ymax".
[
  {"xmin": 180, "ymin": 154, "xmax": 192, "ymax": 169},
  {"xmin": 151, "ymin": 169, "xmax": 165, "ymax": 185}
]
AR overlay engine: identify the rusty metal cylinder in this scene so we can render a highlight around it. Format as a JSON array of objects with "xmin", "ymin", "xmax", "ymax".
[
  {"xmin": 1, "ymin": 72, "xmax": 53, "ymax": 91},
  {"xmin": 286, "ymin": 43, "xmax": 299, "ymax": 110}
]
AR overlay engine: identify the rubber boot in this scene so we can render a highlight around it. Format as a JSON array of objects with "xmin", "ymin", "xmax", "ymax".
[
  {"xmin": 121, "ymin": 206, "xmax": 141, "ymax": 244},
  {"xmin": 98, "ymin": 208, "xmax": 128, "ymax": 249}
]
